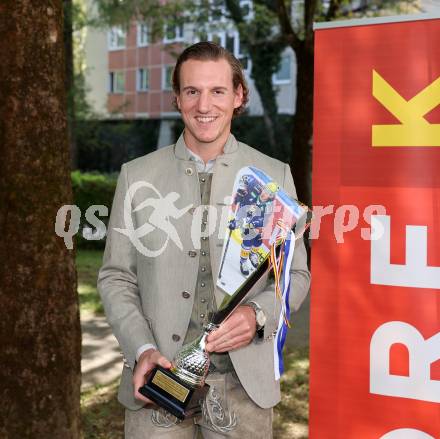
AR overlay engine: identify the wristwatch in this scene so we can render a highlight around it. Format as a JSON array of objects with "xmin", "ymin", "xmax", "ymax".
[{"xmin": 247, "ymin": 301, "xmax": 266, "ymax": 338}]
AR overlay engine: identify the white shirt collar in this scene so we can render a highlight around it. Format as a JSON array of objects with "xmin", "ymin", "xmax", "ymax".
[{"xmin": 185, "ymin": 146, "xmax": 217, "ymax": 174}]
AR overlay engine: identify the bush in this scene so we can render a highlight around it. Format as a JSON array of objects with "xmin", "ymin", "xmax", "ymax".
[
  {"xmin": 231, "ymin": 115, "xmax": 292, "ymax": 163},
  {"xmin": 71, "ymin": 171, "xmax": 118, "ymax": 249},
  {"xmin": 76, "ymin": 119, "xmax": 160, "ymax": 173}
]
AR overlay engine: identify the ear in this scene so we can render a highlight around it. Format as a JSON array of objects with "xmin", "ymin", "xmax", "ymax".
[
  {"xmin": 176, "ymin": 93, "xmax": 181, "ymax": 110},
  {"xmin": 233, "ymin": 84, "xmax": 243, "ymax": 109}
]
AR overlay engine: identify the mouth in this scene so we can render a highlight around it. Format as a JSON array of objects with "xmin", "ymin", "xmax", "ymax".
[{"xmin": 195, "ymin": 116, "xmax": 219, "ymax": 124}]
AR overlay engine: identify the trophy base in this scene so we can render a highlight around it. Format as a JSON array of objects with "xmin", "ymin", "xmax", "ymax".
[{"xmin": 139, "ymin": 366, "xmax": 210, "ymax": 420}]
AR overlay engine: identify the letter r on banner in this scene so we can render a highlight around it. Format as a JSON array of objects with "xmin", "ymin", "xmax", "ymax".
[{"xmin": 370, "ymin": 321, "xmax": 440, "ymax": 403}]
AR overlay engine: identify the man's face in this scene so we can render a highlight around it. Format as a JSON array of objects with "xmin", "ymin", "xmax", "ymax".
[{"xmin": 176, "ymin": 58, "xmax": 243, "ymax": 150}]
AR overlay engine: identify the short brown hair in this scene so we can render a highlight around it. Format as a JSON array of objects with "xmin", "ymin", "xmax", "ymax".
[{"xmin": 172, "ymin": 41, "xmax": 249, "ymax": 116}]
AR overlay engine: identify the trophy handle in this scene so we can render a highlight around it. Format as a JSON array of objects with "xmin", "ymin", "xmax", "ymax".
[{"xmin": 211, "ymin": 244, "xmax": 281, "ymax": 326}]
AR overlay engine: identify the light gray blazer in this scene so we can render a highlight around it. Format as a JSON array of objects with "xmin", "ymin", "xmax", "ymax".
[{"xmin": 97, "ymin": 133, "xmax": 310, "ymax": 410}]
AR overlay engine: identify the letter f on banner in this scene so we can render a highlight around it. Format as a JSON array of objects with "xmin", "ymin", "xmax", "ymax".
[{"xmin": 372, "ymin": 70, "xmax": 440, "ymax": 146}]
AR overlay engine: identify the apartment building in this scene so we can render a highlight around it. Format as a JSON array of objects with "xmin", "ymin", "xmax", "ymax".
[{"xmin": 83, "ymin": 3, "xmax": 297, "ymax": 144}]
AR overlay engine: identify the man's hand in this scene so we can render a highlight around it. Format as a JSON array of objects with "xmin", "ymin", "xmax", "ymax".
[
  {"xmin": 205, "ymin": 306, "xmax": 256, "ymax": 353},
  {"xmin": 133, "ymin": 348, "xmax": 171, "ymax": 404}
]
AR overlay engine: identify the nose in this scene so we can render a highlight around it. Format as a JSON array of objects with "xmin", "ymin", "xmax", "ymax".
[{"xmin": 197, "ymin": 90, "xmax": 212, "ymax": 114}]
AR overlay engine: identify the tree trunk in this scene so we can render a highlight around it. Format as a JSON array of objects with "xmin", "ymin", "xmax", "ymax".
[
  {"xmin": 251, "ymin": 54, "xmax": 278, "ymax": 153},
  {"xmin": 248, "ymin": 41, "xmax": 286, "ymax": 155},
  {"xmin": 290, "ymin": 43, "xmax": 314, "ymax": 207},
  {"xmin": 0, "ymin": 2, "xmax": 81, "ymax": 438},
  {"xmin": 64, "ymin": 0, "xmax": 78, "ymax": 169}
]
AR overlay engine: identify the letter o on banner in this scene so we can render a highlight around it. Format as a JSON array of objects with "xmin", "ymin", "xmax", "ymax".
[{"xmin": 380, "ymin": 429, "xmax": 435, "ymax": 439}]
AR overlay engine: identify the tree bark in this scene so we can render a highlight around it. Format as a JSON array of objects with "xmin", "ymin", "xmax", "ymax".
[
  {"xmin": 249, "ymin": 45, "xmax": 280, "ymax": 154},
  {"xmin": 0, "ymin": 2, "xmax": 81, "ymax": 438},
  {"xmin": 290, "ymin": 43, "xmax": 314, "ymax": 207},
  {"xmin": 64, "ymin": 0, "xmax": 78, "ymax": 169}
]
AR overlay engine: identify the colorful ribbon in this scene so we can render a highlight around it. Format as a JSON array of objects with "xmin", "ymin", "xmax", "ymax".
[{"xmin": 272, "ymin": 229, "xmax": 295, "ymax": 380}]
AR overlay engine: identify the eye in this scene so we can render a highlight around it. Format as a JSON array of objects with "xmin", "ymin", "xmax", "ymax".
[
  {"xmin": 213, "ymin": 89, "xmax": 225, "ymax": 95},
  {"xmin": 186, "ymin": 89, "xmax": 198, "ymax": 96}
]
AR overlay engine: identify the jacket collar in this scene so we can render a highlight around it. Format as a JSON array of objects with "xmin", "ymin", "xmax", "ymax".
[{"xmin": 174, "ymin": 130, "xmax": 239, "ymax": 160}]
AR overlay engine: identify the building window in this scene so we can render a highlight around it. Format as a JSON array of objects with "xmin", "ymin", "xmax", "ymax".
[
  {"xmin": 163, "ymin": 23, "xmax": 184, "ymax": 43},
  {"xmin": 137, "ymin": 23, "xmax": 149, "ymax": 47},
  {"xmin": 208, "ymin": 31, "xmax": 251, "ymax": 73},
  {"xmin": 209, "ymin": 32, "xmax": 226, "ymax": 47},
  {"xmin": 162, "ymin": 66, "xmax": 174, "ymax": 90},
  {"xmin": 138, "ymin": 68, "xmax": 149, "ymax": 91},
  {"xmin": 273, "ymin": 54, "xmax": 292, "ymax": 84},
  {"xmin": 108, "ymin": 27, "xmax": 126, "ymax": 50},
  {"xmin": 239, "ymin": 0, "xmax": 253, "ymax": 20},
  {"xmin": 210, "ymin": 0, "xmax": 226, "ymax": 22},
  {"xmin": 109, "ymin": 71, "xmax": 125, "ymax": 93}
]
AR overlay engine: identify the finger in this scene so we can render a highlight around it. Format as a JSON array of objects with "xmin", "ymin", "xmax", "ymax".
[
  {"xmin": 150, "ymin": 352, "xmax": 172, "ymax": 369},
  {"xmin": 211, "ymin": 324, "xmax": 249, "ymax": 345},
  {"xmin": 134, "ymin": 388, "xmax": 153, "ymax": 404},
  {"xmin": 207, "ymin": 320, "xmax": 239, "ymax": 342},
  {"xmin": 133, "ymin": 370, "xmax": 151, "ymax": 403},
  {"xmin": 157, "ymin": 356, "xmax": 172, "ymax": 369},
  {"xmin": 208, "ymin": 331, "xmax": 251, "ymax": 353},
  {"xmin": 133, "ymin": 367, "xmax": 148, "ymax": 391}
]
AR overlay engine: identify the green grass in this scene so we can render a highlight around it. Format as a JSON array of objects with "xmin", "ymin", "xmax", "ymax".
[
  {"xmin": 274, "ymin": 347, "xmax": 309, "ymax": 438},
  {"xmin": 77, "ymin": 249, "xmax": 104, "ymax": 315},
  {"xmin": 81, "ymin": 380, "xmax": 124, "ymax": 439}
]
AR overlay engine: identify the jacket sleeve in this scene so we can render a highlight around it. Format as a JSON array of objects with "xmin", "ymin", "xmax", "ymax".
[
  {"xmin": 97, "ymin": 164, "xmax": 156, "ymax": 370},
  {"xmin": 246, "ymin": 163, "xmax": 311, "ymax": 340}
]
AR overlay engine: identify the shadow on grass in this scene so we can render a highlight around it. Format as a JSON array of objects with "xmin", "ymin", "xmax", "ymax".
[
  {"xmin": 273, "ymin": 347, "xmax": 309, "ymax": 439},
  {"xmin": 77, "ymin": 249, "xmax": 105, "ymax": 315},
  {"xmin": 79, "ymin": 284, "xmax": 104, "ymax": 315},
  {"xmin": 81, "ymin": 380, "xmax": 124, "ymax": 439}
]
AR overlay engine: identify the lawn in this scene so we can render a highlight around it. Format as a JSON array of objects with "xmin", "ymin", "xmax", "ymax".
[
  {"xmin": 77, "ymin": 249, "xmax": 105, "ymax": 315},
  {"xmin": 77, "ymin": 248, "xmax": 310, "ymax": 438}
]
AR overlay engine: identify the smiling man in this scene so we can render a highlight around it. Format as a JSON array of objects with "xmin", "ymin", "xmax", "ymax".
[{"xmin": 98, "ymin": 42, "xmax": 310, "ymax": 438}]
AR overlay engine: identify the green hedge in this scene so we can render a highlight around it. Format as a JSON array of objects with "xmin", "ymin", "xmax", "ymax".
[
  {"xmin": 72, "ymin": 171, "xmax": 118, "ymax": 249},
  {"xmin": 76, "ymin": 119, "xmax": 160, "ymax": 172}
]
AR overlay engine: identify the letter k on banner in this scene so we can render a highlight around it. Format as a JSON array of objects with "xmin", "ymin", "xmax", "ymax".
[{"xmin": 372, "ymin": 70, "xmax": 440, "ymax": 147}]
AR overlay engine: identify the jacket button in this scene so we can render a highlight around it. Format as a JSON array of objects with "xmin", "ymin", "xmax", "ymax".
[
  {"xmin": 182, "ymin": 291, "xmax": 191, "ymax": 299},
  {"xmin": 185, "ymin": 167, "xmax": 194, "ymax": 176},
  {"xmin": 172, "ymin": 334, "xmax": 181, "ymax": 342},
  {"xmin": 188, "ymin": 250, "xmax": 197, "ymax": 257}
]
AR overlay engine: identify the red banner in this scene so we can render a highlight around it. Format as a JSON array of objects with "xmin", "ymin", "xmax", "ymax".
[{"xmin": 310, "ymin": 16, "xmax": 440, "ymax": 438}]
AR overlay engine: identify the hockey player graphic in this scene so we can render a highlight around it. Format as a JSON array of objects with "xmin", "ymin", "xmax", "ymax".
[{"xmin": 228, "ymin": 174, "xmax": 279, "ymax": 276}]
